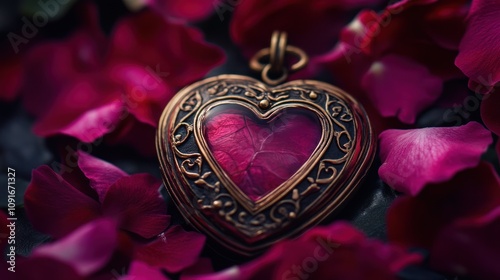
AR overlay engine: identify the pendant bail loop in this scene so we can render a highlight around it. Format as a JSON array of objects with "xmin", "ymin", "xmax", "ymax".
[{"xmin": 249, "ymin": 31, "xmax": 309, "ymax": 86}]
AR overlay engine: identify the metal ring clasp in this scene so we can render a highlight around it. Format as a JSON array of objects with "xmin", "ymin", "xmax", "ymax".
[{"xmin": 249, "ymin": 31, "xmax": 309, "ymax": 86}]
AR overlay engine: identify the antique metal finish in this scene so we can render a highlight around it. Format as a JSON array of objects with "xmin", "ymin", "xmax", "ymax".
[{"xmin": 156, "ymin": 75, "xmax": 376, "ymax": 255}]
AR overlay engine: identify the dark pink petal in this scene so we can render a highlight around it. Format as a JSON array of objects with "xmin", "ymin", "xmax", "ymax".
[
  {"xmin": 21, "ymin": 4, "xmax": 107, "ymax": 118},
  {"xmin": 146, "ymin": 0, "xmax": 214, "ymax": 21},
  {"xmin": 387, "ymin": 162, "xmax": 500, "ymax": 249},
  {"xmin": 230, "ymin": 0, "xmax": 384, "ymax": 59},
  {"xmin": 362, "ymin": 55, "xmax": 443, "ymax": 123},
  {"xmin": 189, "ymin": 222, "xmax": 420, "ymax": 280},
  {"xmin": 102, "ymin": 174, "xmax": 169, "ymax": 238},
  {"xmin": 455, "ymin": 0, "xmax": 500, "ymax": 93},
  {"xmin": 180, "ymin": 258, "xmax": 214, "ymax": 279},
  {"xmin": 481, "ymin": 91, "xmax": 500, "ymax": 136},
  {"xmin": 33, "ymin": 218, "xmax": 118, "ymax": 276},
  {"xmin": 379, "ymin": 122, "xmax": 492, "ymax": 196},
  {"xmin": 123, "ymin": 261, "xmax": 169, "ymax": 280},
  {"xmin": 108, "ymin": 63, "xmax": 174, "ymax": 126},
  {"xmin": 32, "ymin": 75, "xmax": 123, "ymax": 142},
  {"xmin": 135, "ymin": 226, "xmax": 206, "ymax": 273},
  {"xmin": 431, "ymin": 206, "xmax": 500, "ymax": 279},
  {"xmin": 77, "ymin": 151, "xmax": 128, "ymax": 203},
  {"xmin": 108, "ymin": 10, "xmax": 224, "ymax": 89},
  {"xmin": 17, "ymin": 257, "xmax": 84, "ymax": 280},
  {"xmin": 24, "ymin": 166, "xmax": 101, "ymax": 238}
]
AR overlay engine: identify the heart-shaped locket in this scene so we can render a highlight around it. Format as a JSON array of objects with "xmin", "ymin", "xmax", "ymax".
[{"xmin": 156, "ymin": 75, "xmax": 375, "ymax": 255}]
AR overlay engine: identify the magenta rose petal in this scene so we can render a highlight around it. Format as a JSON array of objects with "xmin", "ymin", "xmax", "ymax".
[
  {"xmin": 77, "ymin": 151, "xmax": 128, "ymax": 203},
  {"xmin": 102, "ymin": 174, "xmax": 169, "ymax": 238},
  {"xmin": 17, "ymin": 257, "xmax": 84, "ymax": 280},
  {"xmin": 431, "ymin": 206, "xmax": 500, "ymax": 279},
  {"xmin": 387, "ymin": 162, "xmax": 500, "ymax": 249},
  {"xmin": 379, "ymin": 122, "xmax": 492, "ymax": 196},
  {"xmin": 0, "ymin": 53, "xmax": 22, "ymax": 101},
  {"xmin": 32, "ymin": 218, "xmax": 118, "ymax": 276},
  {"xmin": 124, "ymin": 261, "xmax": 169, "ymax": 280},
  {"xmin": 135, "ymin": 225, "xmax": 206, "ymax": 273},
  {"xmin": 455, "ymin": 0, "xmax": 500, "ymax": 93},
  {"xmin": 31, "ymin": 74, "xmax": 123, "ymax": 142},
  {"xmin": 108, "ymin": 10, "xmax": 225, "ymax": 89},
  {"xmin": 361, "ymin": 55, "xmax": 443, "ymax": 124},
  {"xmin": 24, "ymin": 166, "xmax": 101, "ymax": 238},
  {"xmin": 146, "ymin": 0, "xmax": 214, "ymax": 21}
]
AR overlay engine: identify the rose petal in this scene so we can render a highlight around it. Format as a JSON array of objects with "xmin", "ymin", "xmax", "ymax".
[
  {"xmin": 230, "ymin": 0, "xmax": 384, "ymax": 59},
  {"xmin": 108, "ymin": 10, "xmax": 224, "ymax": 88},
  {"xmin": 481, "ymin": 91, "xmax": 500, "ymax": 136},
  {"xmin": 362, "ymin": 55, "xmax": 443, "ymax": 124},
  {"xmin": 188, "ymin": 222, "xmax": 420, "ymax": 280},
  {"xmin": 0, "ymin": 211, "xmax": 8, "ymax": 253},
  {"xmin": 147, "ymin": 0, "xmax": 214, "ymax": 21},
  {"xmin": 135, "ymin": 226, "xmax": 206, "ymax": 273},
  {"xmin": 24, "ymin": 166, "xmax": 101, "ymax": 238},
  {"xmin": 431, "ymin": 206, "xmax": 500, "ymax": 279},
  {"xmin": 122, "ymin": 261, "xmax": 169, "ymax": 280},
  {"xmin": 387, "ymin": 162, "xmax": 500, "ymax": 249},
  {"xmin": 17, "ymin": 257, "xmax": 84, "ymax": 280},
  {"xmin": 33, "ymin": 218, "xmax": 118, "ymax": 276},
  {"xmin": 102, "ymin": 174, "xmax": 169, "ymax": 238},
  {"xmin": 379, "ymin": 122, "xmax": 492, "ymax": 195},
  {"xmin": 77, "ymin": 151, "xmax": 128, "ymax": 203},
  {"xmin": 32, "ymin": 75, "xmax": 124, "ymax": 142},
  {"xmin": 455, "ymin": 0, "xmax": 500, "ymax": 93}
]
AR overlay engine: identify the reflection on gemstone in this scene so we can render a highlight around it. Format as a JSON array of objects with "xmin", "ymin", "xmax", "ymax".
[{"xmin": 203, "ymin": 104, "xmax": 322, "ymax": 201}]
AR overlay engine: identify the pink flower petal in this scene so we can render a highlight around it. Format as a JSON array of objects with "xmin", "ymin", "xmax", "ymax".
[
  {"xmin": 135, "ymin": 226, "xmax": 206, "ymax": 273},
  {"xmin": 102, "ymin": 174, "xmax": 169, "ymax": 238},
  {"xmin": 77, "ymin": 151, "xmax": 128, "ymax": 203},
  {"xmin": 32, "ymin": 76, "xmax": 124, "ymax": 142},
  {"xmin": 387, "ymin": 162, "xmax": 500, "ymax": 249},
  {"xmin": 24, "ymin": 166, "xmax": 101, "ymax": 238},
  {"xmin": 0, "ymin": 211, "xmax": 8, "ymax": 253},
  {"xmin": 379, "ymin": 122, "xmax": 492, "ymax": 195},
  {"xmin": 17, "ymin": 257, "xmax": 84, "ymax": 280},
  {"xmin": 108, "ymin": 10, "xmax": 224, "ymax": 89},
  {"xmin": 189, "ymin": 222, "xmax": 420, "ymax": 280},
  {"xmin": 33, "ymin": 218, "xmax": 118, "ymax": 276},
  {"xmin": 431, "ymin": 206, "xmax": 500, "ymax": 279},
  {"xmin": 361, "ymin": 55, "xmax": 443, "ymax": 124},
  {"xmin": 123, "ymin": 261, "xmax": 169, "ymax": 280},
  {"xmin": 146, "ymin": 0, "xmax": 214, "ymax": 21},
  {"xmin": 455, "ymin": 0, "xmax": 500, "ymax": 93},
  {"xmin": 481, "ymin": 91, "xmax": 500, "ymax": 136}
]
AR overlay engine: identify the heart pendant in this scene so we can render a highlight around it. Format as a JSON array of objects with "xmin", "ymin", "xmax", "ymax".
[{"xmin": 156, "ymin": 75, "xmax": 376, "ymax": 255}]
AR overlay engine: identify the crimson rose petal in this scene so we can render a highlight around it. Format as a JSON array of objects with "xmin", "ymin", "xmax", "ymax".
[
  {"xmin": 0, "ymin": 53, "xmax": 22, "ymax": 101},
  {"xmin": 24, "ymin": 166, "xmax": 101, "ymax": 238},
  {"xmin": 108, "ymin": 10, "xmax": 225, "ymax": 89},
  {"xmin": 123, "ymin": 261, "xmax": 169, "ymax": 280},
  {"xmin": 455, "ymin": 0, "xmax": 500, "ymax": 93},
  {"xmin": 135, "ymin": 225, "xmax": 206, "ymax": 273},
  {"xmin": 77, "ymin": 151, "xmax": 128, "ymax": 203},
  {"xmin": 431, "ymin": 206, "xmax": 500, "ymax": 278},
  {"xmin": 379, "ymin": 122, "xmax": 492, "ymax": 196},
  {"xmin": 102, "ymin": 174, "xmax": 169, "ymax": 239},
  {"xmin": 187, "ymin": 222, "xmax": 420, "ymax": 280},
  {"xmin": 361, "ymin": 55, "xmax": 443, "ymax": 124},
  {"xmin": 32, "ymin": 218, "xmax": 118, "ymax": 276},
  {"xmin": 387, "ymin": 162, "xmax": 500, "ymax": 249},
  {"xmin": 17, "ymin": 257, "xmax": 84, "ymax": 280}
]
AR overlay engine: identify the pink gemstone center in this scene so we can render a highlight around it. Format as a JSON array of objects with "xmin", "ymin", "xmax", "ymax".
[{"xmin": 203, "ymin": 104, "xmax": 322, "ymax": 201}]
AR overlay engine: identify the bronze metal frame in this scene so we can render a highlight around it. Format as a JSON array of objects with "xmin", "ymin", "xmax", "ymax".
[{"xmin": 156, "ymin": 75, "xmax": 376, "ymax": 256}]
